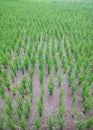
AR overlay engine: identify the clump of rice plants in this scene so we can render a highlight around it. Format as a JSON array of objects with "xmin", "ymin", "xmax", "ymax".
[
  {"xmin": 33, "ymin": 117, "xmax": 41, "ymax": 130},
  {"xmin": 37, "ymin": 93, "xmax": 44, "ymax": 117},
  {"xmin": 57, "ymin": 71, "xmax": 62, "ymax": 86},
  {"xmin": 48, "ymin": 75, "xmax": 54, "ymax": 95}
]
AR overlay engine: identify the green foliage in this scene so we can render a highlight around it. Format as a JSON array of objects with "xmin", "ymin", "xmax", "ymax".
[
  {"xmin": 37, "ymin": 93, "xmax": 44, "ymax": 117},
  {"xmin": 18, "ymin": 85, "xmax": 24, "ymax": 98},
  {"xmin": 0, "ymin": 116, "xmax": 3, "ymax": 130},
  {"xmin": 0, "ymin": 85, "xmax": 5, "ymax": 98},
  {"xmin": 48, "ymin": 114, "xmax": 55, "ymax": 130},
  {"xmin": 5, "ymin": 79, "xmax": 10, "ymax": 90},
  {"xmin": 19, "ymin": 117, "xmax": 27, "ymax": 130},
  {"xmin": 21, "ymin": 76, "xmax": 26, "ymax": 89},
  {"xmin": 24, "ymin": 55, "xmax": 29, "ymax": 69},
  {"xmin": 20, "ymin": 62, "xmax": 25, "ymax": 74},
  {"xmin": 29, "ymin": 69, "xmax": 34, "ymax": 79},
  {"xmin": 57, "ymin": 71, "xmax": 62, "ymax": 86},
  {"xmin": 0, "ymin": 0, "xmax": 93, "ymax": 129},
  {"xmin": 48, "ymin": 75, "xmax": 54, "ymax": 95},
  {"xmin": 4, "ymin": 105, "xmax": 12, "ymax": 118},
  {"xmin": 39, "ymin": 70, "xmax": 44, "ymax": 86},
  {"xmin": 2, "ymin": 55, "xmax": 8, "ymax": 68},
  {"xmin": 22, "ymin": 99, "xmax": 31, "ymax": 119},
  {"xmin": 28, "ymin": 79, "xmax": 33, "ymax": 93},
  {"xmin": 6, "ymin": 117, "xmax": 17, "ymax": 130},
  {"xmin": 5, "ymin": 95, "xmax": 12, "ymax": 109},
  {"xmin": 47, "ymin": 57, "xmax": 51, "ymax": 74},
  {"xmin": 33, "ymin": 117, "xmax": 41, "ymax": 130},
  {"xmin": 30, "ymin": 54, "xmax": 36, "ymax": 67},
  {"xmin": 11, "ymin": 86, "xmax": 17, "ymax": 96},
  {"xmin": 11, "ymin": 71, "xmax": 15, "ymax": 82},
  {"xmin": 16, "ymin": 97, "xmax": 23, "ymax": 110}
]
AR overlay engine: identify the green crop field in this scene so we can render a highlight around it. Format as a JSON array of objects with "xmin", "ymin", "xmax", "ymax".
[{"xmin": 0, "ymin": 0, "xmax": 93, "ymax": 129}]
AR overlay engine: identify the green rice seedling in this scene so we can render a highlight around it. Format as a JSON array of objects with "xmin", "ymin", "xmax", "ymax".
[
  {"xmin": 0, "ymin": 85, "xmax": 5, "ymax": 99},
  {"xmin": 24, "ymin": 55, "xmax": 29, "ymax": 69},
  {"xmin": 37, "ymin": 98, "xmax": 43, "ymax": 117},
  {"xmin": 11, "ymin": 86, "xmax": 17, "ymax": 96},
  {"xmin": 54, "ymin": 56, "xmax": 59, "ymax": 73},
  {"xmin": 37, "ymin": 91, "xmax": 44, "ymax": 117},
  {"xmin": 48, "ymin": 75, "xmax": 54, "ymax": 95},
  {"xmin": 27, "ymin": 47, "xmax": 31, "ymax": 57},
  {"xmin": 55, "ymin": 62, "xmax": 59, "ymax": 73},
  {"xmin": 39, "ymin": 70, "xmax": 44, "ymax": 86},
  {"xmin": 5, "ymin": 79, "xmax": 10, "ymax": 90},
  {"xmin": 35, "ymin": 42, "xmax": 38, "ymax": 52},
  {"xmin": 71, "ymin": 83, "xmax": 76, "ymax": 96},
  {"xmin": 2, "ymin": 70, "xmax": 7, "ymax": 79},
  {"xmin": 19, "ymin": 117, "xmax": 27, "ymax": 130},
  {"xmin": 48, "ymin": 82, "xmax": 54, "ymax": 96},
  {"xmin": 59, "ymin": 88, "xmax": 65, "ymax": 107},
  {"xmin": 87, "ymin": 116, "xmax": 93, "ymax": 129},
  {"xmin": 47, "ymin": 57, "xmax": 51, "ymax": 74},
  {"xmin": 6, "ymin": 117, "xmax": 17, "ymax": 130},
  {"xmin": 4, "ymin": 105, "xmax": 12, "ymax": 119},
  {"xmin": 0, "ymin": 115, "xmax": 3, "ymax": 130},
  {"xmin": 79, "ymin": 73, "xmax": 85, "ymax": 85},
  {"xmin": 45, "ymin": 48, "xmax": 49, "ymax": 63},
  {"xmin": 33, "ymin": 117, "xmax": 41, "ymax": 130},
  {"xmin": 18, "ymin": 85, "xmax": 24, "ymax": 98},
  {"xmin": 76, "ymin": 119, "xmax": 86, "ymax": 130},
  {"xmin": 16, "ymin": 97, "xmax": 22, "ymax": 110},
  {"xmin": 29, "ymin": 68, "xmax": 34, "ymax": 79},
  {"xmin": 48, "ymin": 114, "xmax": 55, "ymax": 130},
  {"xmin": 30, "ymin": 54, "xmax": 36, "ymax": 67},
  {"xmin": 10, "ymin": 64, "xmax": 17, "ymax": 76},
  {"xmin": 23, "ymin": 99, "xmax": 31, "ymax": 119},
  {"xmin": 20, "ymin": 62, "xmax": 25, "ymax": 74},
  {"xmin": 16, "ymin": 107, "xmax": 22, "ymax": 119},
  {"xmin": 57, "ymin": 71, "xmax": 62, "ymax": 86},
  {"xmin": 58, "ymin": 116, "xmax": 64, "ymax": 130},
  {"xmin": 63, "ymin": 60, "xmax": 68, "ymax": 73},
  {"xmin": 14, "ymin": 58, "xmax": 19, "ymax": 70},
  {"xmin": 5, "ymin": 95, "xmax": 12, "ymax": 109},
  {"xmin": 38, "ymin": 58, "xmax": 43, "ymax": 71},
  {"xmin": 23, "ymin": 103, "xmax": 30, "ymax": 119},
  {"xmin": 58, "ymin": 88, "xmax": 65, "ymax": 129},
  {"xmin": 21, "ymin": 76, "xmax": 26, "ymax": 89},
  {"xmin": 59, "ymin": 47, "xmax": 62, "ymax": 59},
  {"xmin": 27, "ymin": 79, "xmax": 33, "ymax": 93},
  {"xmin": 82, "ymin": 83, "xmax": 91, "ymax": 113},
  {"xmin": 58, "ymin": 105, "xmax": 65, "ymax": 118},
  {"xmin": 2, "ymin": 55, "xmax": 8, "ymax": 68},
  {"xmin": 39, "ymin": 92, "xmax": 44, "ymax": 104},
  {"xmin": 68, "ymin": 74, "xmax": 74, "ymax": 87},
  {"xmin": 11, "ymin": 71, "xmax": 15, "ymax": 82}
]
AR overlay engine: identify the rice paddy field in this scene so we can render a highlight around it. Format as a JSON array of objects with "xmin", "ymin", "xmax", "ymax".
[{"xmin": 0, "ymin": 0, "xmax": 93, "ymax": 129}]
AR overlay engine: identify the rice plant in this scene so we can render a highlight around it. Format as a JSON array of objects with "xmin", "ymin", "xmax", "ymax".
[
  {"xmin": 48, "ymin": 114, "xmax": 55, "ymax": 130},
  {"xmin": 19, "ymin": 117, "xmax": 27, "ymax": 130},
  {"xmin": 0, "ymin": 85, "xmax": 5, "ymax": 98},
  {"xmin": 22, "ymin": 99, "xmax": 31, "ymax": 119},
  {"xmin": 18, "ymin": 85, "xmax": 24, "ymax": 98},
  {"xmin": 21, "ymin": 76, "xmax": 26, "ymax": 89},
  {"xmin": 39, "ymin": 70, "xmax": 44, "ymax": 86},
  {"xmin": 57, "ymin": 71, "xmax": 62, "ymax": 86},
  {"xmin": 37, "ymin": 93, "xmax": 44, "ymax": 117},
  {"xmin": 5, "ymin": 79, "xmax": 10, "ymax": 90},
  {"xmin": 33, "ymin": 117, "xmax": 41, "ymax": 130},
  {"xmin": 5, "ymin": 95, "xmax": 12, "ymax": 109}
]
